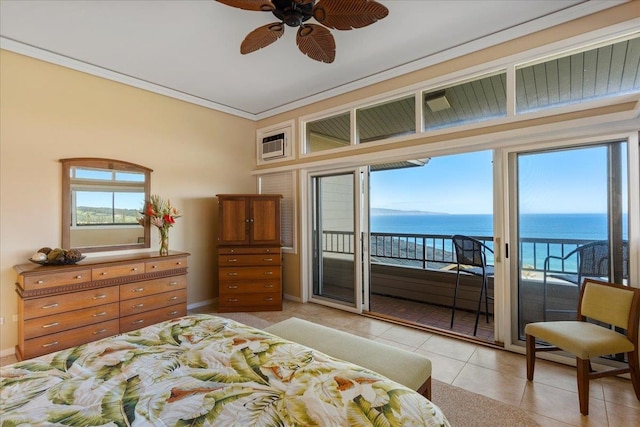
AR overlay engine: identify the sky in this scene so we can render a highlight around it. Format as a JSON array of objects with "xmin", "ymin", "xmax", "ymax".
[{"xmin": 370, "ymin": 144, "xmax": 627, "ymax": 215}]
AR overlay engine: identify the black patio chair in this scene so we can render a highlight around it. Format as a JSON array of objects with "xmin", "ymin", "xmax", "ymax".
[
  {"xmin": 542, "ymin": 240, "xmax": 628, "ymax": 320},
  {"xmin": 450, "ymin": 235, "xmax": 494, "ymax": 336}
]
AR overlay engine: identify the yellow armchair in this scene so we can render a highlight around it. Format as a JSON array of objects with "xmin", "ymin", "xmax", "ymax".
[{"xmin": 524, "ymin": 279, "xmax": 640, "ymax": 415}]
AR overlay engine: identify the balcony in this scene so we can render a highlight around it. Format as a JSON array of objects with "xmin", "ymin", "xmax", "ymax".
[{"xmin": 320, "ymin": 231, "xmax": 624, "ymax": 344}]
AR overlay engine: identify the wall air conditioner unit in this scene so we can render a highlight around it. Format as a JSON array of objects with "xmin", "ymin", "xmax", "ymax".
[
  {"xmin": 257, "ymin": 120, "xmax": 294, "ymax": 165},
  {"xmin": 261, "ymin": 132, "xmax": 287, "ymax": 160}
]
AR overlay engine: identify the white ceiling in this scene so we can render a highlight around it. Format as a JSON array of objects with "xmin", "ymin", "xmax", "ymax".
[{"xmin": 0, "ymin": 1, "xmax": 626, "ymax": 119}]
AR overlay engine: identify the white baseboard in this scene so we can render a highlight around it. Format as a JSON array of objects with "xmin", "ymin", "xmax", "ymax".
[
  {"xmin": 187, "ymin": 298, "xmax": 217, "ymax": 310},
  {"xmin": 1, "ymin": 347, "xmax": 15, "ymax": 358},
  {"xmin": 283, "ymin": 293, "xmax": 302, "ymax": 303}
]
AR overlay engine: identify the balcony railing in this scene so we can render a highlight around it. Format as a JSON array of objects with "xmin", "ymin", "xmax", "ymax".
[{"xmin": 322, "ymin": 231, "xmax": 612, "ymax": 276}]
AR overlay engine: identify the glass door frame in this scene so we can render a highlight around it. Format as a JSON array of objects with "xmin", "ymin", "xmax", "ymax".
[
  {"xmin": 499, "ymin": 131, "xmax": 640, "ymax": 353},
  {"xmin": 301, "ymin": 166, "xmax": 369, "ymax": 314}
]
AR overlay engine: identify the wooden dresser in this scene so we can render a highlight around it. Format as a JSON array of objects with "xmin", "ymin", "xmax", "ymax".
[
  {"xmin": 14, "ymin": 251, "xmax": 189, "ymax": 360},
  {"xmin": 217, "ymin": 194, "xmax": 282, "ymax": 312}
]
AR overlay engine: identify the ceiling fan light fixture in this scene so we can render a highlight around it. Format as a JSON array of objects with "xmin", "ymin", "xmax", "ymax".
[
  {"xmin": 425, "ymin": 90, "xmax": 451, "ymax": 112},
  {"xmin": 217, "ymin": 0, "xmax": 388, "ymax": 63},
  {"xmin": 283, "ymin": 10, "xmax": 304, "ymax": 27}
]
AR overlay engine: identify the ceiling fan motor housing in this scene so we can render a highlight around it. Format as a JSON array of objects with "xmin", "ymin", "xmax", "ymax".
[{"xmin": 271, "ymin": 0, "xmax": 314, "ymax": 27}]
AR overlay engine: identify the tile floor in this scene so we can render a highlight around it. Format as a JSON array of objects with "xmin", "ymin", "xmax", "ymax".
[
  {"xmin": 2, "ymin": 299, "xmax": 638, "ymax": 426},
  {"xmin": 193, "ymin": 300, "xmax": 640, "ymax": 427}
]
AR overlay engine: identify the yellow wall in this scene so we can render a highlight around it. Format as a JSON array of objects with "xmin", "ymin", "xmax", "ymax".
[{"xmin": 0, "ymin": 50, "xmax": 257, "ymax": 354}]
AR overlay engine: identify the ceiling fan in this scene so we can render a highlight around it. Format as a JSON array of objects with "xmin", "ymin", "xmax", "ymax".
[{"xmin": 216, "ymin": 0, "xmax": 389, "ymax": 63}]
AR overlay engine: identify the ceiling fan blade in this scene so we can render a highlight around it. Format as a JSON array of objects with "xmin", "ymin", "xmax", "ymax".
[
  {"xmin": 296, "ymin": 24, "xmax": 335, "ymax": 63},
  {"xmin": 240, "ymin": 23, "xmax": 285, "ymax": 54},
  {"xmin": 216, "ymin": 0, "xmax": 274, "ymax": 12},
  {"xmin": 313, "ymin": 0, "xmax": 388, "ymax": 30}
]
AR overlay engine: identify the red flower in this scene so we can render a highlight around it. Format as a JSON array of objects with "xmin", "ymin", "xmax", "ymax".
[
  {"xmin": 164, "ymin": 214, "xmax": 175, "ymax": 224},
  {"xmin": 146, "ymin": 204, "xmax": 155, "ymax": 216}
]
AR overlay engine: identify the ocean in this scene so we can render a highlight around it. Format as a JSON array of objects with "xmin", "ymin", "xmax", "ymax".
[
  {"xmin": 370, "ymin": 213, "xmax": 628, "ymax": 240},
  {"xmin": 370, "ymin": 213, "xmax": 628, "ymax": 269}
]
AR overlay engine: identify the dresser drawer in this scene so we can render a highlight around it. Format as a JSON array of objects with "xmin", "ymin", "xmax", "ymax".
[
  {"xmin": 23, "ymin": 302, "xmax": 119, "ymax": 339},
  {"xmin": 120, "ymin": 303, "xmax": 186, "ymax": 333},
  {"xmin": 120, "ymin": 275, "xmax": 187, "ymax": 300},
  {"xmin": 219, "ymin": 267, "xmax": 281, "ymax": 281},
  {"xmin": 20, "ymin": 268, "xmax": 91, "ymax": 291},
  {"xmin": 219, "ymin": 293, "xmax": 281, "ymax": 308},
  {"xmin": 22, "ymin": 286, "xmax": 119, "ymax": 320},
  {"xmin": 145, "ymin": 256, "xmax": 187, "ymax": 273},
  {"xmin": 23, "ymin": 319, "xmax": 119, "ymax": 359},
  {"xmin": 92, "ymin": 262, "xmax": 145, "ymax": 281},
  {"xmin": 219, "ymin": 280, "xmax": 281, "ymax": 294},
  {"xmin": 218, "ymin": 247, "xmax": 280, "ymax": 255},
  {"xmin": 218, "ymin": 254, "xmax": 281, "ymax": 267},
  {"xmin": 120, "ymin": 289, "xmax": 187, "ymax": 317}
]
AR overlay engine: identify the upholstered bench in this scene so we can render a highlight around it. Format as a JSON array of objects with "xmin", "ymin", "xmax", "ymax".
[{"xmin": 264, "ymin": 317, "xmax": 432, "ymax": 399}]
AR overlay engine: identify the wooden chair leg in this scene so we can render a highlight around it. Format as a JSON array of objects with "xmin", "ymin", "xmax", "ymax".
[
  {"xmin": 628, "ymin": 350, "xmax": 640, "ymax": 401},
  {"xmin": 526, "ymin": 334, "xmax": 535, "ymax": 381},
  {"xmin": 576, "ymin": 357, "xmax": 590, "ymax": 415}
]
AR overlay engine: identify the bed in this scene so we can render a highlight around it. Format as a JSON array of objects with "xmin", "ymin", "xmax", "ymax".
[{"xmin": 1, "ymin": 314, "xmax": 450, "ymax": 426}]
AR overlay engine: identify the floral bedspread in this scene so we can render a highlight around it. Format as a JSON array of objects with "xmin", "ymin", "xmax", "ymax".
[{"xmin": 1, "ymin": 314, "xmax": 450, "ymax": 426}]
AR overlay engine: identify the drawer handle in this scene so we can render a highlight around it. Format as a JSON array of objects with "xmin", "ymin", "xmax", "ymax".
[
  {"xmin": 265, "ymin": 297, "xmax": 274, "ymax": 301},
  {"xmin": 264, "ymin": 284, "xmax": 274, "ymax": 288},
  {"xmin": 37, "ymin": 280, "xmax": 44, "ymax": 284},
  {"xmin": 176, "ymin": 261, "xmax": 182, "ymax": 265},
  {"xmin": 93, "ymin": 311, "xmax": 107, "ymax": 317},
  {"xmin": 133, "ymin": 303, "xmax": 145, "ymax": 308},
  {"xmin": 42, "ymin": 322, "xmax": 59, "ymax": 329},
  {"xmin": 75, "ymin": 275, "xmax": 83, "ymax": 279},
  {"xmin": 101, "ymin": 272, "xmax": 107, "ymax": 276},
  {"xmin": 168, "ymin": 281, "xmax": 178, "ymax": 286},
  {"xmin": 93, "ymin": 294, "xmax": 107, "ymax": 300},
  {"xmin": 263, "ymin": 258, "xmax": 273, "ymax": 262},
  {"xmin": 93, "ymin": 329, "xmax": 108, "ymax": 335},
  {"xmin": 41, "ymin": 341, "xmax": 59, "ymax": 348},
  {"xmin": 228, "ymin": 285, "xmax": 238, "ymax": 289},
  {"xmin": 41, "ymin": 303, "xmax": 59, "ymax": 309},
  {"xmin": 151, "ymin": 265, "xmax": 158, "ymax": 269},
  {"xmin": 131, "ymin": 267, "xmax": 138, "ymax": 272},
  {"xmin": 228, "ymin": 298, "xmax": 238, "ymax": 302},
  {"xmin": 227, "ymin": 258, "xmax": 238, "ymax": 262},
  {"xmin": 132, "ymin": 287, "xmax": 145, "ymax": 292},
  {"xmin": 228, "ymin": 272, "xmax": 238, "ymax": 276},
  {"xmin": 167, "ymin": 311, "xmax": 179, "ymax": 316},
  {"xmin": 132, "ymin": 319, "xmax": 145, "ymax": 325},
  {"xmin": 168, "ymin": 296, "xmax": 178, "ymax": 301},
  {"xmin": 264, "ymin": 271, "xmax": 273, "ymax": 275}
]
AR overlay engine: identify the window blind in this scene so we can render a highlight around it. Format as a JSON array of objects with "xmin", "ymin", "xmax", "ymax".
[{"xmin": 259, "ymin": 172, "xmax": 295, "ymax": 249}]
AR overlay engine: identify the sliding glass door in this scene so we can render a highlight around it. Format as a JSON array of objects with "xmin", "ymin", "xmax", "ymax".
[
  {"xmin": 509, "ymin": 141, "xmax": 629, "ymax": 343},
  {"xmin": 309, "ymin": 168, "xmax": 368, "ymax": 312}
]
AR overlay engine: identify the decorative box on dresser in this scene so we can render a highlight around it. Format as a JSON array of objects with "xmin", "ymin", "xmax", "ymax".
[
  {"xmin": 217, "ymin": 194, "xmax": 282, "ymax": 312},
  {"xmin": 14, "ymin": 251, "xmax": 189, "ymax": 360}
]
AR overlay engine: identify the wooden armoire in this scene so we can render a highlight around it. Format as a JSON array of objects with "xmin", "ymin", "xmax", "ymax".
[{"xmin": 216, "ymin": 194, "xmax": 282, "ymax": 312}]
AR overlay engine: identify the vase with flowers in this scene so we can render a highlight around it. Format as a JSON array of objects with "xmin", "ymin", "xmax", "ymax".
[{"xmin": 139, "ymin": 195, "xmax": 181, "ymax": 256}]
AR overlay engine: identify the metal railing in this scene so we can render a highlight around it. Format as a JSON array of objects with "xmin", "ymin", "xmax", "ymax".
[{"xmin": 322, "ymin": 231, "xmax": 611, "ymax": 276}]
